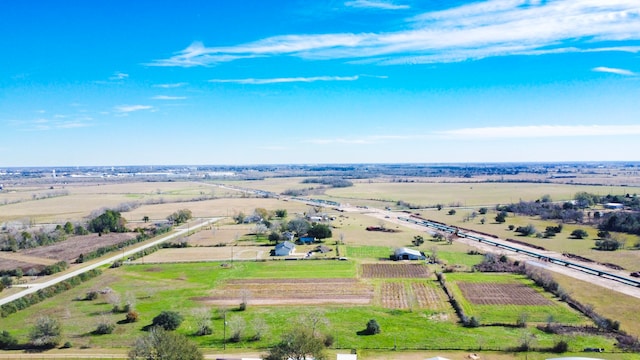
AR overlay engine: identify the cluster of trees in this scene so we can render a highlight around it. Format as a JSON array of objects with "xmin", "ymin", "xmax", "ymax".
[
  {"xmin": 88, "ymin": 209, "xmax": 128, "ymax": 234},
  {"xmin": 167, "ymin": 209, "xmax": 192, "ymax": 225},
  {"xmin": 599, "ymin": 212, "xmax": 640, "ymax": 236},
  {"xmin": 301, "ymin": 177, "xmax": 353, "ymax": 188},
  {"xmin": 498, "ymin": 201, "xmax": 583, "ymax": 223},
  {"xmin": 0, "ymin": 226, "xmax": 76, "ymax": 251}
]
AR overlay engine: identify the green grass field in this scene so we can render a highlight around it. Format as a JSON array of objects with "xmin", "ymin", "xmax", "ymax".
[
  {"xmin": 445, "ymin": 273, "xmax": 589, "ymax": 325},
  {"xmin": 0, "ymin": 260, "xmax": 614, "ymax": 353}
]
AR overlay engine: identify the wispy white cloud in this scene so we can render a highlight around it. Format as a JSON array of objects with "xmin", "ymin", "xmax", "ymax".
[
  {"xmin": 345, "ymin": 0, "xmax": 409, "ymax": 10},
  {"xmin": 146, "ymin": 42, "xmax": 259, "ymax": 67},
  {"xmin": 437, "ymin": 124, "xmax": 640, "ymax": 139},
  {"xmin": 154, "ymin": 82, "xmax": 188, "ymax": 88},
  {"xmin": 152, "ymin": 95, "xmax": 187, "ymax": 100},
  {"xmin": 592, "ymin": 66, "xmax": 636, "ymax": 76},
  {"xmin": 109, "ymin": 72, "xmax": 129, "ymax": 80},
  {"xmin": 8, "ymin": 117, "xmax": 94, "ymax": 131},
  {"xmin": 149, "ymin": 0, "xmax": 640, "ymax": 66},
  {"xmin": 114, "ymin": 105, "xmax": 153, "ymax": 113},
  {"xmin": 209, "ymin": 75, "xmax": 360, "ymax": 84}
]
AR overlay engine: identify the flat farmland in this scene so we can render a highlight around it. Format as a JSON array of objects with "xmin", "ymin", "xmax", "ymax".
[
  {"xmin": 0, "ymin": 261, "xmax": 616, "ymax": 352},
  {"xmin": 131, "ymin": 246, "xmax": 269, "ymax": 263},
  {"xmin": 197, "ymin": 278, "xmax": 374, "ymax": 305},
  {"xmin": 361, "ymin": 263, "xmax": 430, "ymax": 278},
  {"xmin": 458, "ymin": 283, "xmax": 553, "ymax": 305},
  {"xmin": 331, "ymin": 212, "xmax": 425, "ymax": 247},
  {"xmin": 122, "ymin": 197, "xmax": 309, "ymax": 222},
  {"xmin": 218, "ymin": 177, "xmax": 309, "ymax": 194},
  {"xmin": 446, "ymin": 273, "xmax": 587, "ymax": 325},
  {"xmin": 324, "ymin": 182, "xmax": 640, "ymax": 208},
  {"xmin": 378, "ymin": 281, "xmax": 449, "ymax": 310},
  {"xmin": 0, "ymin": 232, "xmax": 136, "ymax": 271}
]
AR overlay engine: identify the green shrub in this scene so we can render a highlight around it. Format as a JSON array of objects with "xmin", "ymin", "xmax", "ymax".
[
  {"xmin": 0, "ymin": 330, "xmax": 17, "ymax": 349},
  {"xmin": 152, "ymin": 311, "xmax": 183, "ymax": 331},
  {"xmin": 364, "ymin": 319, "xmax": 380, "ymax": 335}
]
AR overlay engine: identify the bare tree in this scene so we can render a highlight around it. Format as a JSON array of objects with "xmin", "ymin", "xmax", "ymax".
[
  {"xmin": 227, "ymin": 314, "xmax": 246, "ymax": 343},
  {"xmin": 297, "ymin": 309, "xmax": 329, "ymax": 337},
  {"xmin": 239, "ymin": 289, "xmax": 251, "ymax": 311},
  {"xmin": 192, "ymin": 308, "xmax": 212, "ymax": 336},
  {"xmin": 106, "ymin": 291, "xmax": 121, "ymax": 313},
  {"xmin": 251, "ymin": 317, "xmax": 269, "ymax": 341},
  {"xmin": 254, "ymin": 223, "xmax": 268, "ymax": 240}
]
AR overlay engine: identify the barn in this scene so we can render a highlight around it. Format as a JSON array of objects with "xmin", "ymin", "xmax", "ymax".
[{"xmin": 392, "ymin": 247, "xmax": 426, "ymax": 261}]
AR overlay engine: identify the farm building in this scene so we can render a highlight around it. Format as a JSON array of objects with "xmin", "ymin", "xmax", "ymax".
[
  {"xmin": 392, "ymin": 247, "xmax": 426, "ymax": 261},
  {"xmin": 274, "ymin": 241, "xmax": 296, "ymax": 256},
  {"xmin": 604, "ymin": 202, "xmax": 623, "ymax": 210},
  {"xmin": 282, "ymin": 231, "xmax": 295, "ymax": 241},
  {"xmin": 299, "ymin": 236, "xmax": 315, "ymax": 244}
]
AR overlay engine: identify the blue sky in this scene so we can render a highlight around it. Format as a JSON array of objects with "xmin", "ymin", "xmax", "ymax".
[{"xmin": 1, "ymin": 0, "xmax": 639, "ymax": 167}]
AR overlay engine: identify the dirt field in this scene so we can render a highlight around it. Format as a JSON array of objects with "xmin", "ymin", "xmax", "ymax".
[
  {"xmin": 361, "ymin": 263, "xmax": 430, "ymax": 278},
  {"xmin": 195, "ymin": 278, "xmax": 374, "ymax": 305},
  {"xmin": 0, "ymin": 232, "xmax": 136, "ymax": 271},
  {"xmin": 130, "ymin": 245, "xmax": 270, "ymax": 263},
  {"xmin": 457, "ymin": 283, "xmax": 553, "ymax": 306}
]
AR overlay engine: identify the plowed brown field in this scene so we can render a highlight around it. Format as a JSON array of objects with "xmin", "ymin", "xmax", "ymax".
[
  {"xmin": 194, "ymin": 278, "xmax": 374, "ymax": 306},
  {"xmin": 458, "ymin": 283, "xmax": 552, "ymax": 305},
  {"xmin": 361, "ymin": 263, "xmax": 429, "ymax": 278}
]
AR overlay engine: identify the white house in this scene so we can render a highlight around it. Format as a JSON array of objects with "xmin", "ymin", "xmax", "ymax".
[{"xmin": 274, "ymin": 241, "xmax": 296, "ymax": 256}]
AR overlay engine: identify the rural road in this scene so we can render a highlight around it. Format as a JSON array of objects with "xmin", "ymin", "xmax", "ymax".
[{"xmin": 0, "ymin": 218, "xmax": 221, "ymax": 307}]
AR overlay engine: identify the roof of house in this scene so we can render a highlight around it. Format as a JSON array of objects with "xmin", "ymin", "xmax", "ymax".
[
  {"xmin": 394, "ymin": 247, "xmax": 422, "ymax": 256},
  {"xmin": 275, "ymin": 241, "xmax": 295, "ymax": 250}
]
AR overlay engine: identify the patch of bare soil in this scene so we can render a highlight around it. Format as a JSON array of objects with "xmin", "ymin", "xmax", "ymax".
[
  {"xmin": 361, "ymin": 263, "xmax": 430, "ymax": 278},
  {"xmin": 458, "ymin": 283, "xmax": 552, "ymax": 306},
  {"xmin": 21, "ymin": 232, "xmax": 136, "ymax": 262},
  {"xmin": 193, "ymin": 278, "xmax": 374, "ymax": 306}
]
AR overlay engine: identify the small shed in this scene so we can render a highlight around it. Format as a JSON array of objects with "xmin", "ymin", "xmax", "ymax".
[
  {"xmin": 274, "ymin": 241, "xmax": 296, "ymax": 256},
  {"xmin": 392, "ymin": 247, "xmax": 426, "ymax": 260},
  {"xmin": 282, "ymin": 231, "xmax": 295, "ymax": 241}
]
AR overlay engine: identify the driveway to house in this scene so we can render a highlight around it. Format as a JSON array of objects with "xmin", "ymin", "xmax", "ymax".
[{"xmin": 0, "ymin": 218, "xmax": 221, "ymax": 307}]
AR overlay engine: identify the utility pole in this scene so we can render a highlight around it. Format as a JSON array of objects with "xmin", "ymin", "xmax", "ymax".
[{"xmin": 223, "ymin": 310, "xmax": 227, "ymax": 350}]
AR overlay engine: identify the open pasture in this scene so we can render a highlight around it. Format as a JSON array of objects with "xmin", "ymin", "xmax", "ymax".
[
  {"xmin": 324, "ymin": 182, "xmax": 640, "ymax": 208},
  {"xmin": 361, "ymin": 263, "xmax": 430, "ymax": 278},
  {"xmin": 123, "ymin": 197, "xmax": 308, "ymax": 222},
  {"xmin": 552, "ymin": 271, "xmax": 640, "ymax": 336},
  {"xmin": 218, "ymin": 177, "xmax": 309, "ymax": 194},
  {"xmin": 197, "ymin": 278, "xmax": 374, "ymax": 306},
  {"xmin": 331, "ymin": 212, "xmax": 425, "ymax": 248},
  {"xmin": 132, "ymin": 245, "xmax": 269, "ymax": 263}
]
